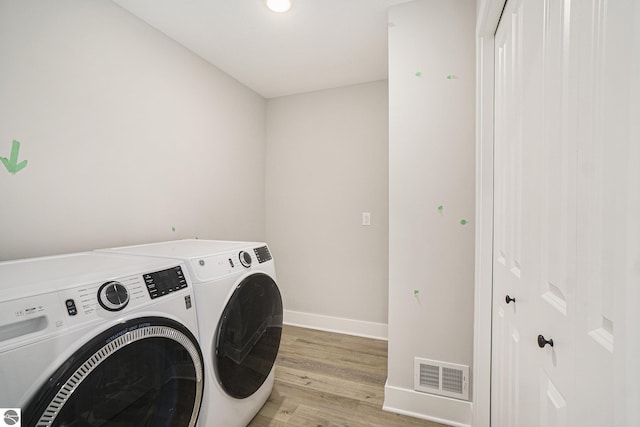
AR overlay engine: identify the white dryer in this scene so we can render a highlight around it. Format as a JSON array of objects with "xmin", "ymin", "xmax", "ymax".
[
  {"xmin": 0, "ymin": 251, "xmax": 204, "ymax": 427},
  {"xmin": 98, "ymin": 240, "xmax": 283, "ymax": 427}
]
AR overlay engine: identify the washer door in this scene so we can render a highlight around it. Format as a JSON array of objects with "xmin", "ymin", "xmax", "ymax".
[
  {"xmin": 24, "ymin": 317, "xmax": 204, "ymax": 427},
  {"xmin": 215, "ymin": 273, "xmax": 283, "ymax": 399}
]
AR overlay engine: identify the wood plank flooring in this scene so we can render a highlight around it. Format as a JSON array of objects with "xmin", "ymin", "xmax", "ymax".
[{"xmin": 248, "ymin": 325, "xmax": 447, "ymax": 427}]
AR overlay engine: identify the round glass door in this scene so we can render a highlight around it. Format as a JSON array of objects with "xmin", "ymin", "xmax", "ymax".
[
  {"xmin": 215, "ymin": 273, "xmax": 283, "ymax": 399},
  {"xmin": 25, "ymin": 317, "xmax": 204, "ymax": 427}
]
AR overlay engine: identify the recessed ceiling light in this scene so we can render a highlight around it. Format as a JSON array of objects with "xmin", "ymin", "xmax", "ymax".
[{"xmin": 266, "ymin": 0, "xmax": 291, "ymax": 13}]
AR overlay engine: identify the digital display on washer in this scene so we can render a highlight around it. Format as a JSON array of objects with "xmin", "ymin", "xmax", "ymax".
[
  {"xmin": 143, "ymin": 266, "xmax": 188, "ymax": 299},
  {"xmin": 254, "ymin": 246, "xmax": 272, "ymax": 263}
]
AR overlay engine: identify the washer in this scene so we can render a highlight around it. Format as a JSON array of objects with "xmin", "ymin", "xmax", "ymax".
[
  {"xmin": 0, "ymin": 251, "xmax": 204, "ymax": 427},
  {"xmin": 98, "ymin": 240, "xmax": 283, "ymax": 427}
]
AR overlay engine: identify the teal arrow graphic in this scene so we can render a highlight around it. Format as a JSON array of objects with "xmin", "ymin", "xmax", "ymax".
[{"xmin": 1, "ymin": 140, "xmax": 28, "ymax": 175}]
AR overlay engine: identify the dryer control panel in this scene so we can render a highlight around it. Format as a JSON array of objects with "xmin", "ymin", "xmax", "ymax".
[{"xmin": 187, "ymin": 244, "xmax": 274, "ymax": 282}]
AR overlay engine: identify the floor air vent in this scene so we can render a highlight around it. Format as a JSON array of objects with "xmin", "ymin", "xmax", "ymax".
[{"xmin": 414, "ymin": 358, "xmax": 469, "ymax": 401}]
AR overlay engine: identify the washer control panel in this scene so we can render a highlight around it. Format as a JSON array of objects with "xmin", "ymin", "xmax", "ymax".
[
  {"xmin": 143, "ymin": 266, "xmax": 188, "ymax": 299},
  {"xmin": 0, "ymin": 261, "xmax": 193, "ymax": 352}
]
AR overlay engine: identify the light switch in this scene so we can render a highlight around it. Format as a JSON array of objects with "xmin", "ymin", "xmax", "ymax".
[{"xmin": 362, "ymin": 212, "xmax": 371, "ymax": 226}]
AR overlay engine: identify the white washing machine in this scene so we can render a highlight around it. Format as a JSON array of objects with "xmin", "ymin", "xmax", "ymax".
[
  {"xmin": 0, "ymin": 251, "xmax": 204, "ymax": 427},
  {"xmin": 98, "ymin": 240, "xmax": 283, "ymax": 427}
]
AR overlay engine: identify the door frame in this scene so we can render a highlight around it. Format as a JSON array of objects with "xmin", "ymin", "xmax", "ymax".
[{"xmin": 473, "ymin": 1, "xmax": 506, "ymax": 427}]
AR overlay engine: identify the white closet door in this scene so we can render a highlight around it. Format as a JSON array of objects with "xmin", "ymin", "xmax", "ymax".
[
  {"xmin": 491, "ymin": 0, "xmax": 638, "ymax": 426},
  {"xmin": 492, "ymin": 0, "xmax": 538, "ymax": 424},
  {"xmin": 573, "ymin": 1, "xmax": 638, "ymax": 426},
  {"xmin": 492, "ymin": 0, "xmax": 575, "ymax": 425}
]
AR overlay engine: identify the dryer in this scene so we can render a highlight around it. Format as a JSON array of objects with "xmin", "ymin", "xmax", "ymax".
[
  {"xmin": 98, "ymin": 240, "xmax": 283, "ymax": 427},
  {"xmin": 0, "ymin": 251, "xmax": 204, "ymax": 427}
]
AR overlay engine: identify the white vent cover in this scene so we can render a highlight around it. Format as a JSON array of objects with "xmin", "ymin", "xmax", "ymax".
[{"xmin": 414, "ymin": 357, "xmax": 469, "ymax": 401}]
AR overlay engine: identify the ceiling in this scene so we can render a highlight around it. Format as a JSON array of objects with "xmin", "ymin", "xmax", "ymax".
[{"xmin": 111, "ymin": 0, "xmax": 412, "ymax": 98}]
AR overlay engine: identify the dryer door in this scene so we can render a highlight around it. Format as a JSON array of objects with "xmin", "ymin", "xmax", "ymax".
[
  {"xmin": 215, "ymin": 273, "xmax": 283, "ymax": 399},
  {"xmin": 24, "ymin": 317, "xmax": 204, "ymax": 427}
]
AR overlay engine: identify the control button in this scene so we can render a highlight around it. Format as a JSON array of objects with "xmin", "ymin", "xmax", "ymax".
[
  {"xmin": 65, "ymin": 299, "xmax": 78, "ymax": 316},
  {"xmin": 239, "ymin": 251, "xmax": 252, "ymax": 268},
  {"xmin": 98, "ymin": 281, "xmax": 130, "ymax": 312},
  {"xmin": 185, "ymin": 295, "xmax": 192, "ymax": 309},
  {"xmin": 105, "ymin": 284, "xmax": 128, "ymax": 305}
]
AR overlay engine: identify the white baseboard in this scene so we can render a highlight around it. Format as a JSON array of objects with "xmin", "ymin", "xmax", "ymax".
[
  {"xmin": 383, "ymin": 381, "xmax": 472, "ymax": 427},
  {"xmin": 283, "ymin": 309, "xmax": 388, "ymax": 340}
]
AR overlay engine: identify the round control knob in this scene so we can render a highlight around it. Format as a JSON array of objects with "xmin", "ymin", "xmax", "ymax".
[
  {"xmin": 98, "ymin": 281, "xmax": 130, "ymax": 312},
  {"xmin": 239, "ymin": 251, "xmax": 252, "ymax": 268}
]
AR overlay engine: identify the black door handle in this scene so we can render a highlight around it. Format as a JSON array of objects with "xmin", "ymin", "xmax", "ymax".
[
  {"xmin": 505, "ymin": 295, "xmax": 516, "ymax": 304},
  {"xmin": 538, "ymin": 334, "xmax": 554, "ymax": 348}
]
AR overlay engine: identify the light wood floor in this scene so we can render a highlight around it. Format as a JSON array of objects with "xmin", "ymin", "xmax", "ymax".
[{"xmin": 248, "ymin": 325, "xmax": 446, "ymax": 427}]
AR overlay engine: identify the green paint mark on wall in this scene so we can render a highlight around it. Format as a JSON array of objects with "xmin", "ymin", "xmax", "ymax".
[
  {"xmin": 437, "ymin": 205, "xmax": 444, "ymax": 214},
  {"xmin": 172, "ymin": 226, "xmax": 176, "ymax": 232},
  {"xmin": 414, "ymin": 290, "xmax": 420, "ymax": 296},
  {"xmin": 460, "ymin": 219, "xmax": 468, "ymax": 225},
  {"xmin": 415, "ymin": 71, "xmax": 423, "ymax": 78},
  {"xmin": 1, "ymin": 140, "xmax": 28, "ymax": 175}
]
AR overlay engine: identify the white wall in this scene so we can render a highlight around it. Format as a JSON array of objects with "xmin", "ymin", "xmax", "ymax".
[
  {"xmin": 385, "ymin": 1, "xmax": 475, "ymax": 426},
  {"xmin": 0, "ymin": 0, "xmax": 266, "ymax": 261},
  {"xmin": 265, "ymin": 81, "xmax": 389, "ymax": 338}
]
